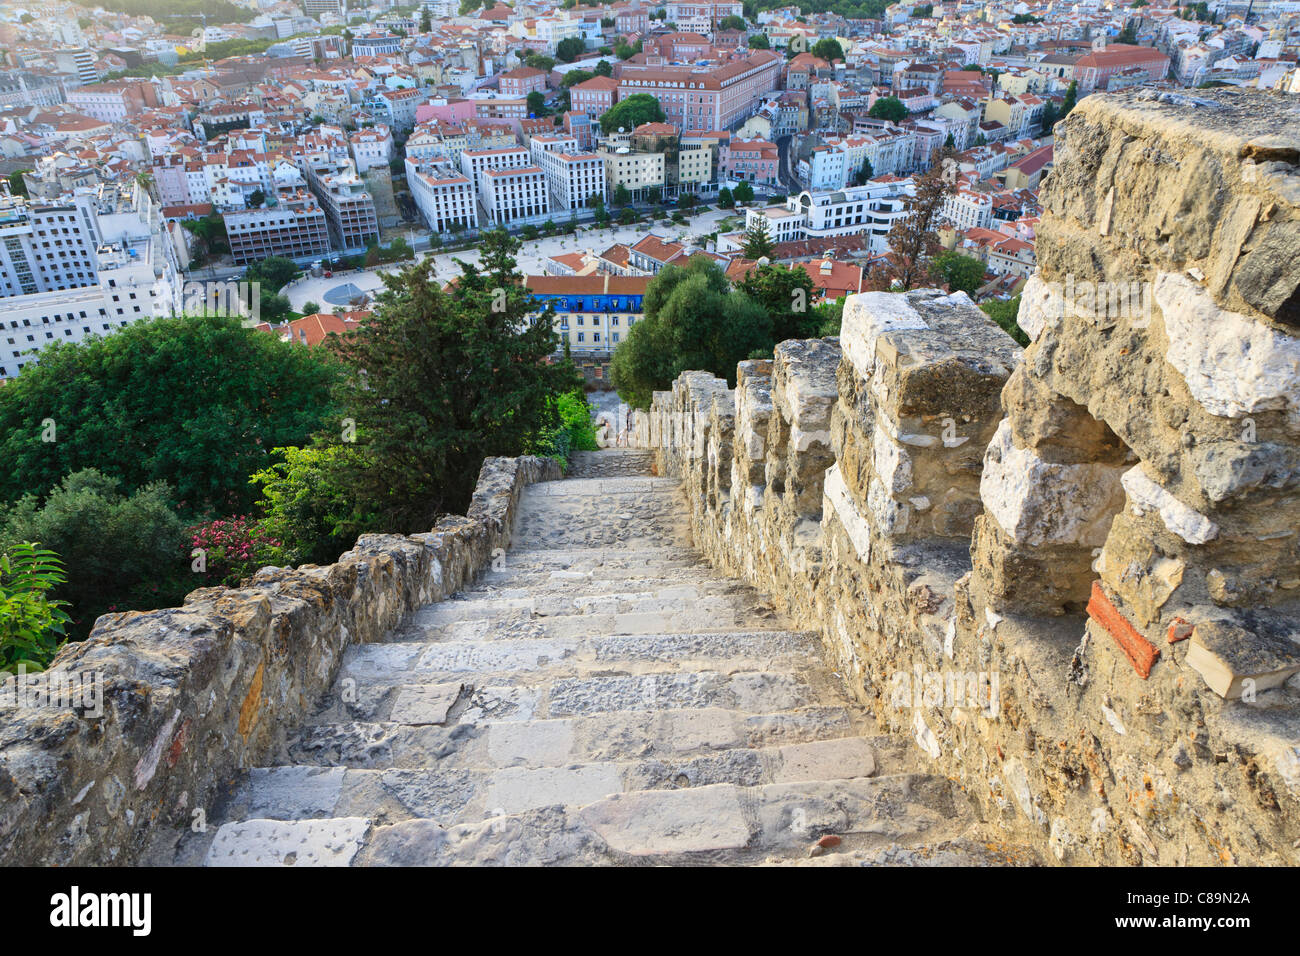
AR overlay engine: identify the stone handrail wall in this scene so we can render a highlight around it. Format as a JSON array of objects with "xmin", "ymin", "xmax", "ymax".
[
  {"xmin": 633, "ymin": 88, "xmax": 1300, "ymax": 865},
  {"xmin": 0, "ymin": 455, "xmax": 560, "ymax": 866}
]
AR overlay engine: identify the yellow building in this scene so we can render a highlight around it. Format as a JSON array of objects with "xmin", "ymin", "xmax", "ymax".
[{"xmin": 599, "ymin": 146, "xmax": 665, "ymax": 193}]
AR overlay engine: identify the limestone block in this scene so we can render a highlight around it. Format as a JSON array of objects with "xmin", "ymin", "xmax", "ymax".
[
  {"xmin": 980, "ymin": 421, "xmax": 1127, "ymax": 548},
  {"xmin": 1157, "ymin": 272, "xmax": 1300, "ymax": 428}
]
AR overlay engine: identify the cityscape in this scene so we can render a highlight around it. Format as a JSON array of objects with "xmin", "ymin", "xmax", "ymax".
[{"xmin": 0, "ymin": 0, "xmax": 1297, "ymax": 897}]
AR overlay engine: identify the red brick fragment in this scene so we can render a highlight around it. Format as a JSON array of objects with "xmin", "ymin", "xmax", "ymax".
[
  {"xmin": 1086, "ymin": 581, "xmax": 1159, "ymax": 679},
  {"xmin": 1167, "ymin": 617, "xmax": 1194, "ymax": 644},
  {"xmin": 817, "ymin": 834, "xmax": 841, "ymax": 849},
  {"xmin": 166, "ymin": 717, "xmax": 192, "ymax": 768}
]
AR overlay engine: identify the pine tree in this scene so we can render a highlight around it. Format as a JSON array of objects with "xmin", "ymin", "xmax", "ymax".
[
  {"xmin": 741, "ymin": 218, "xmax": 775, "ymax": 259},
  {"xmin": 326, "ymin": 230, "xmax": 579, "ymax": 531}
]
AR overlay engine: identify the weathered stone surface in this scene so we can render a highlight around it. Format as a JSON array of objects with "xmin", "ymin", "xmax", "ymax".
[
  {"xmin": 630, "ymin": 87, "xmax": 1300, "ymax": 867},
  {"xmin": 0, "ymin": 456, "xmax": 559, "ymax": 866}
]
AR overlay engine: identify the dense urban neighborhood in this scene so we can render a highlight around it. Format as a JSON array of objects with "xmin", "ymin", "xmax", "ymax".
[
  {"xmin": 0, "ymin": 0, "xmax": 1296, "ymax": 379},
  {"xmin": 0, "ymin": 0, "xmax": 1298, "ymax": 881}
]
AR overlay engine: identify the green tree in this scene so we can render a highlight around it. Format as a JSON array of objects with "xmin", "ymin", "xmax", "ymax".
[
  {"xmin": 525, "ymin": 53, "xmax": 556, "ymax": 72},
  {"xmin": 0, "ymin": 542, "xmax": 72, "ymax": 675},
  {"xmin": 181, "ymin": 212, "xmax": 228, "ymax": 260},
  {"xmin": 720, "ymin": 14, "xmax": 746, "ymax": 29},
  {"xmin": 0, "ymin": 470, "xmax": 190, "ymax": 639},
  {"xmin": 302, "ymin": 300, "xmax": 321, "ymax": 315},
  {"xmin": 931, "ymin": 250, "xmax": 986, "ymax": 295},
  {"xmin": 734, "ymin": 180, "xmax": 755, "ymax": 203},
  {"xmin": 599, "ymin": 93, "xmax": 664, "ymax": 134},
  {"xmin": 811, "ymin": 297, "xmax": 844, "ymax": 337},
  {"xmin": 748, "ymin": 33, "xmax": 770, "ymax": 49},
  {"xmin": 556, "ymin": 37, "xmax": 586, "ymax": 62},
  {"xmin": 735, "ymin": 263, "xmax": 817, "ymax": 342},
  {"xmin": 852, "ymin": 157, "xmax": 875, "ymax": 185},
  {"xmin": 981, "ymin": 295, "xmax": 1027, "ymax": 346},
  {"xmin": 562, "ymin": 68, "xmax": 594, "ymax": 87},
  {"xmin": 247, "ymin": 256, "xmax": 298, "ymax": 291},
  {"xmin": 1060, "ymin": 80, "xmax": 1078, "ymax": 119},
  {"xmin": 323, "ymin": 230, "xmax": 580, "ymax": 531},
  {"xmin": 869, "ymin": 146, "xmax": 958, "ymax": 290},
  {"xmin": 741, "ymin": 218, "xmax": 774, "ymax": 258},
  {"xmin": 527, "ymin": 90, "xmax": 548, "ymax": 116},
  {"xmin": 250, "ymin": 443, "xmax": 375, "ymax": 566},
  {"xmin": 612, "ymin": 183, "xmax": 631, "ymax": 207},
  {"xmin": 611, "ymin": 258, "xmax": 771, "ymax": 408},
  {"xmin": 811, "ymin": 37, "xmax": 844, "ymax": 62},
  {"xmin": 6, "ymin": 170, "xmax": 29, "ymax": 198},
  {"xmin": 420, "ymin": 8, "xmax": 432, "ymax": 30},
  {"xmin": 0, "ymin": 316, "xmax": 341, "ymax": 515},
  {"xmin": 717, "ymin": 186, "xmax": 735, "ymax": 208},
  {"xmin": 247, "ymin": 188, "xmax": 266, "ymax": 208},
  {"xmin": 594, "ymin": 59, "xmax": 613, "ymax": 76},
  {"xmin": 868, "ymin": 95, "xmax": 907, "ymax": 123}
]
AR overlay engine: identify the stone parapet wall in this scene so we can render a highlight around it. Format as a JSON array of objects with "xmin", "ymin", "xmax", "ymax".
[
  {"xmin": 632, "ymin": 89, "xmax": 1300, "ymax": 865},
  {"xmin": 0, "ymin": 456, "xmax": 561, "ymax": 866}
]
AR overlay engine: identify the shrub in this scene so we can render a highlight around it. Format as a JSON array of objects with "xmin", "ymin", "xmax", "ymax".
[
  {"xmin": 0, "ymin": 543, "xmax": 72, "ymax": 675},
  {"xmin": 0, "ymin": 470, "xmax": 190, "ymax": 637},
  {"xmin": 557, "ymin": 390, "xmax": 599, "ymax": 451},
  {"xmin": 250, "ymin": 444, "xmax": 376, "ymax": 567},
  {"xmin": 188, "ymin": 515, "xmax": 283, "ymax": 587}
]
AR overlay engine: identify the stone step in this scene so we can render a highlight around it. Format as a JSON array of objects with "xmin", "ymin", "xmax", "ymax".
[
  {"xmin": 311, "ymin": 666, "xmax": 840, "ymax": 725},
  {"xmin": 288, "ymin": 707, "xmax": 891, "ymax": 771},
  {"xmin": 523, "ymin": 477, "xmax": 677, "ymax": 497},
  {"xmin": 392, "ymin": 602, "xmax": 788, "ymax": 642},
  {"xmin": 350, "ymin": 773, "xmax": 974, "ymax": 865},
  {"xmin": 400, "ymin": 589, "xmax": 758, "ymax": 630},
  {"xmin": 565, "ymin": 450, "xmax": 657, "ymax": 479},
  {"xmin": 479, "ymin": 547, "xmax": 700, "ymax": 576},
  {"xmin": 511, "ymin": 487, "xmax": 690, "ymax": 549},
  {"xmin": 453, "ymin": 577, "xmax": 750, "ymax": 607},
  {"xmin": 221, "ymin": 736, "xmax": 881, "ymax": 828},
  {"xmin": 771, "ymin": 836, "xmax": 1044, "ymax": 867},
  {"xmin": 341, "ymin": 630, "xmax": 821, "ymax": 685}
]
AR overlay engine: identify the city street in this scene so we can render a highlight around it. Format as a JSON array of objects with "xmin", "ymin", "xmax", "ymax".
[{"xmin": 284, "ymin": 205, "xmax": 743, "ymax": 312}]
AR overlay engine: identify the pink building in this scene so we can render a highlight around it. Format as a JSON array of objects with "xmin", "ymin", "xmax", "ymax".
[
  {"xmin": 415, "ymin": 99, "xmax": 476, "ymax": 126},
  {"xmin": 570, "ymin": 76, "xmax": 618, "ymax": 121},
  {"xmin": 722, "ymin": 137, "xmax": 779, "ymax": 185},
  {"xmin": 499, "ymin": 66, "xmax": 548, "ymax": 97},
  {"xmin": 617, "ymin": 49, "xmax": 783, "ymax": 133}
]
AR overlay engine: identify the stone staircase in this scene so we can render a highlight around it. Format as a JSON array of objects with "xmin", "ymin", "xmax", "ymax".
[{"xmin": 181, "ymin": 449, "xmax": 1031, "ymax": 866}]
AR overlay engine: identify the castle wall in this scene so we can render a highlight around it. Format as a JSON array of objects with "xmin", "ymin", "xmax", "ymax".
[
  {"xmin": 0, "ymin": 456, "xmax": 560, "ymax": 865},
  {"xmin": 635, "ymin": 89, "xmax": 1300, "ymax": 865}
]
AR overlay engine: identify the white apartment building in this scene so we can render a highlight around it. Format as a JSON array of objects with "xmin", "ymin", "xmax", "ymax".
[
  {"xmin": 530, "ymin": 135, "xmax": 605, "ymax": 211},
  {"xmin": 0, "ymin": 183, "xmax": 182, "ymax": 381},
  {"xmin": 406, "ymin": 159, "xmax": 480, "ymax": 233},
  {"xmin": 939, "ymin": 186, "xmax": 993, "ymax": 231},
  {"xmin": 741, "ymin": 204, "xmax": 807, "ymax": 244},
  {"xmin": 480, "ymin": 166, "xmax": 551, "ymax": 227},
  {"xmin": 350, "ymin": 125, "xmax": 394, "ymax": 173},
  {"xmin": 460, "ymin": 146, "xmax": 532, "ymax": 187},
  {"xmin": 735, "ymin": 180, "xmax": 914, "ymax": 256},
  {"xmin": 0, "ymin": 194, "xmax": 100, "ymax": 299}
]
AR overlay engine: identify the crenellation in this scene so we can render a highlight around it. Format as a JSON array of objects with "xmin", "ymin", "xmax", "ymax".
[{"xmin": 633, "ymin": 88, "xmax": 1300, "ymax": 866}]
